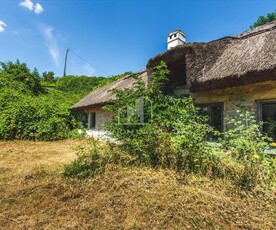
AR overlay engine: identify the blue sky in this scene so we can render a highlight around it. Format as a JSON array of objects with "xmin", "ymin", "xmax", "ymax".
[{"xmin": 0, "ymin": 0, "xmax": 275, "ymax": 77}]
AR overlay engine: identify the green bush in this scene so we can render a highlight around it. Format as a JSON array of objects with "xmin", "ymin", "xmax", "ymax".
[
  {"xmin": 0, "ymin": 60, "xmax": 100, "ymax": 141},
  {"xmin": 223, "ymin": 112, "xmax": 269, "ymax": 156},
  {"xmin": 0, "ymin": 61, "xmax": 81, "ymax": 140},
  {"xmin": 105, "ymin": 61, "xmax": 218, "ymax": 174},
  {"xmin": 266, "ymin": 120, "xmax": 276, "ymax": 141},
  {"xmin": 63, "ymin": 62, "xmax": 220, "ymax": 178},
  {"xmin": 0, "ymin": 91, "xmax": 79, "ymax": 140},
  {"xmin": 56, "ymin": 75, "xmax": 106, "ymax": 96},
  {"xmin": 221, "ymin": 107, "xmax": 276, "ymax": 189},
  {"xmin": 56, "ymin": 73, "xmax": 132, "ymax": 97},
  {"xmin": 64, "ymin": 140, "xmax": 130, "ymax": 178},
  {"xmin": 65, "ymin": 61, "xmax": 276, "ymax": 191},
  {"xmin": 0, "ymin": 60, "xmax": 126, "ymax": 141},
  {"xmin": 0, "ymin": 60, "xmax": 43, "ymax": 95},
  {"xmin": 68, "ymin": 128, "xmax": 87, "ymax": 139}
]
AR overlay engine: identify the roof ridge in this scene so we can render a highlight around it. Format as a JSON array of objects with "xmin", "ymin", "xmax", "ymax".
[{"xmin": 213, "ymin": 21, "xmax": 276, "ymax": 42}]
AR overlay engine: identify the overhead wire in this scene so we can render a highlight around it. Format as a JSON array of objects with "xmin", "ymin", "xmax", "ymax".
[{"xmin": 68, "ymin": 48, "xmax": 111, "ymax": 76}]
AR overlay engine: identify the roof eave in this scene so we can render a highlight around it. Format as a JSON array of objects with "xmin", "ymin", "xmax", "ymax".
[
  {"xmin": 190, "ymin": 67, "xmax": 276, "ymax": 92},
  {"xmin": 71, "ymin": 102, "xmax": 110, "ymax": 111}
]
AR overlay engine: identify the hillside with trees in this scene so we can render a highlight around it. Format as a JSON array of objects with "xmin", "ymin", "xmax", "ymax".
[{"xmin": 0, "ymin": 60, "xmax": 124, "ymax": 140}]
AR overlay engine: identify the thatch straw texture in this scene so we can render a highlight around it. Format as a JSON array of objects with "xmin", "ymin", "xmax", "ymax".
[
  {"xmin": 71, "ymin": 71, "xmax": 147, "ymax": 110},
  {"xmin": 73, "ymin": 22, "xmax": 276, "ymax": 110},
  {"xmin": 147, "ymin": 21, "xmax": 276, "ymax": 92}
]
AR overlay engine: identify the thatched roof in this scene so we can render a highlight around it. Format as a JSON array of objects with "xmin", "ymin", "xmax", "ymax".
[
  {"xmin": 71, "ymin": 70, "xmax": 148, "ymax": 110},
  {"xmin": 147, "ymin": 21, "xmax": 276, "ymax": 92}
]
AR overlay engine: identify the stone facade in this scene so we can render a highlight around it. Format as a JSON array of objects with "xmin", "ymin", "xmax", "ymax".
[
  {"xmin": 81, "ymin": 81, "xmax": 276, "ymax": 132},
  {"xmin": 175, "ymin": 80, "xmax": 276, "ymax": 131},
  {"xmin": 84, "ymin": 107, "xmax": 113, "ymax": 131}
]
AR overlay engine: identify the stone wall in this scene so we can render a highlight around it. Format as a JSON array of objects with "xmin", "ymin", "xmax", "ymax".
[
  {"xmin": 84, "ymin": 107, "xmax": 113, "ymax": 130},
  {"xmin": 82, "ymin": 81, "xmax": 276, "ymax": 131},
  {"xmin": 175, "ymin": 80, "xmax": 276, "ymax": 130}
]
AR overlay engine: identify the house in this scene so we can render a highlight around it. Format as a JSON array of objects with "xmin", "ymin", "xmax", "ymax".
[
  {"xmin": 71, "ymin": 70, "xmax": 148, "ymax": 130},
  {"xmin": 72, "ymin": 21, "xmax": 276, "ymax": 139}
]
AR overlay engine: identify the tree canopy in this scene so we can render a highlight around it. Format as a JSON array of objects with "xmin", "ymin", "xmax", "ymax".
[
  {"xmin": 42, "ymin": 71, "xmax": 55, "ymax": 83},
  {"xmin": 0, "ymin": 60, "xmax": 43, "ymax": 95},
  {"xmin": 251, "ymin": 10, "xmax": 276, "ymax": 29},
  {"xmin": 0, "ymin": 60, "xmax": 122, "ymax": 140}
]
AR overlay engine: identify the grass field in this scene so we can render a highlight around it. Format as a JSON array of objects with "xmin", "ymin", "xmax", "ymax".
[{"xmin": 0, "ymin": 140, "xmax": 275, "ymax": 229}]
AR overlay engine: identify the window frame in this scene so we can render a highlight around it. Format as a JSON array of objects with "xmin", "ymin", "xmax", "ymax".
[
  {"xmin": 256, "ymin": 98, "xmax": 276, "ymax": 125},
  {"xmin": 256, "ymin": 99, "xmax": 276, "ymax": 131},
  {"xmin": 197, "ymin": 102, "xmax": 224, "ymax": 133},
  {"xmin": 89, "ymin": 112, "xmax": 96, "ymax": 130}
]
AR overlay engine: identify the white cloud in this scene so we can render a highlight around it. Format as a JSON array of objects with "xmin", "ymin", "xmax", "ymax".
[
  {"xmin": 49, "ymin": 45, "xmax": 59, "ymax": 66},
  {"xmin": 19, "ymin": 0, "xmax": 33, "ymax": 11},
  {"xmin": 0, "ymin": 21, "xmax": 7, "ymax": 32},
  {"xmin": 19, "ymin": 0, "xmax": 43, "ymax": 14},
  {"xmin": 43, "ymin": 26, "xmax": 53, "ymax": 40},
  {"xmin": 34, "ymin": 3, "xmax": 43, "ymax": 14},
  {"xmin": 40, "ymin": 25, "xmax": 60, "ymax": 66}
]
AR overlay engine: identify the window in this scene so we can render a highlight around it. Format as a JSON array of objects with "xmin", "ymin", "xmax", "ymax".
[
  {"xmin": 199, "ymin": 103, "xmax": 223, "ymax": 140},
  {"xmin": 89, "ymin": 112, "xmax": 96, "ymax": 129},
  {"xmin": 259, "ymin": 101, "xmax": 276, "ymax": 140}
]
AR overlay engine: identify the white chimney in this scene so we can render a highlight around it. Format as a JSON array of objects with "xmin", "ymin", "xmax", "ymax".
[{"xmin": 167, "ymin": 29, "xmax": 186, "ymax": 50}]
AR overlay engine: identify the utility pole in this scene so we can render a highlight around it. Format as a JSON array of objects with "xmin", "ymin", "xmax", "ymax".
[{"xmin": 63, "ymin": 48, "xmax": 69, "ymax": 77}]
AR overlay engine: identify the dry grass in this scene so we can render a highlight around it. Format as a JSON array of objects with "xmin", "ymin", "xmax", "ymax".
[{"xmin": 0, "ymin": 140, "xmax": 275, "ymax": 229}]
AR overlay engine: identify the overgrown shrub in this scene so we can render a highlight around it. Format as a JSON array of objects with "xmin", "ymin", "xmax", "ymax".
[
  {"xmin": 56, "ymin": 75, "xmax": 106, "ymax": 96},
  {"xmin": 0, "ymin": 60, "xmax": 128, "ymax": 140},
  {"xmin": 0, "ymin": 90, "xmax": 79, "ymax": 140},
  {"xmin": 65, "ymin": 61, "xmax": 276, "ymax": 191},
  {"xmin": 265, "ymin": 120, "xmax": 276, "ymax": 141},
  {"xmin": 0, "ymin": 61, "xmax": 81, "ymax": 140},
  {"xmin": 64, "ymin": 140, "xmax": 132, "ymax": 178},
  {"xmin": 222, "ymin": 109, "xmax": 270, "ymax": 159},
  {"xmin": 0, "ymin": 60, "xmax": 43, "ymax": 95},
  {"xmin": 65, "ymin": 62, "xmax": 222, "ymax": 178},
  {"xmin": 104, "ymin": 61, "xmax": 218, "ymax": 173},
  {"xmin": 221, "ymin": 106, "xmax": 276, "ymax": 189},
  {"xmin": 0, "ymin": 61, "xmax": 98, "ymax": 140}
]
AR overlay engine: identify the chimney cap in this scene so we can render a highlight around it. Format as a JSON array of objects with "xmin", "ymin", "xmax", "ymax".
[
  {"xmin": 167, "ymin": 29, "xmax": 186, "ymax": 50},
  {"xmin": 168, "ymin": 29, "xmax": 186, "ymax": 37}
]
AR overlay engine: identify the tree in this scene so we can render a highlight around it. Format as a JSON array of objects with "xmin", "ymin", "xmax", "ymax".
[
  {"xmin": 42, "ymin": 71, "xmax": 55, "ymax": 83},
  {"xmin": 251, "ymin": 10, "xmax": 276, "ymax": 29},
  {"xmin": 56, "ymin": 75, "xmax": 106, "ymax": 96},
  {"xmin": 0, "ymin": 60, "xmax": 42, "ymax": 95}
]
